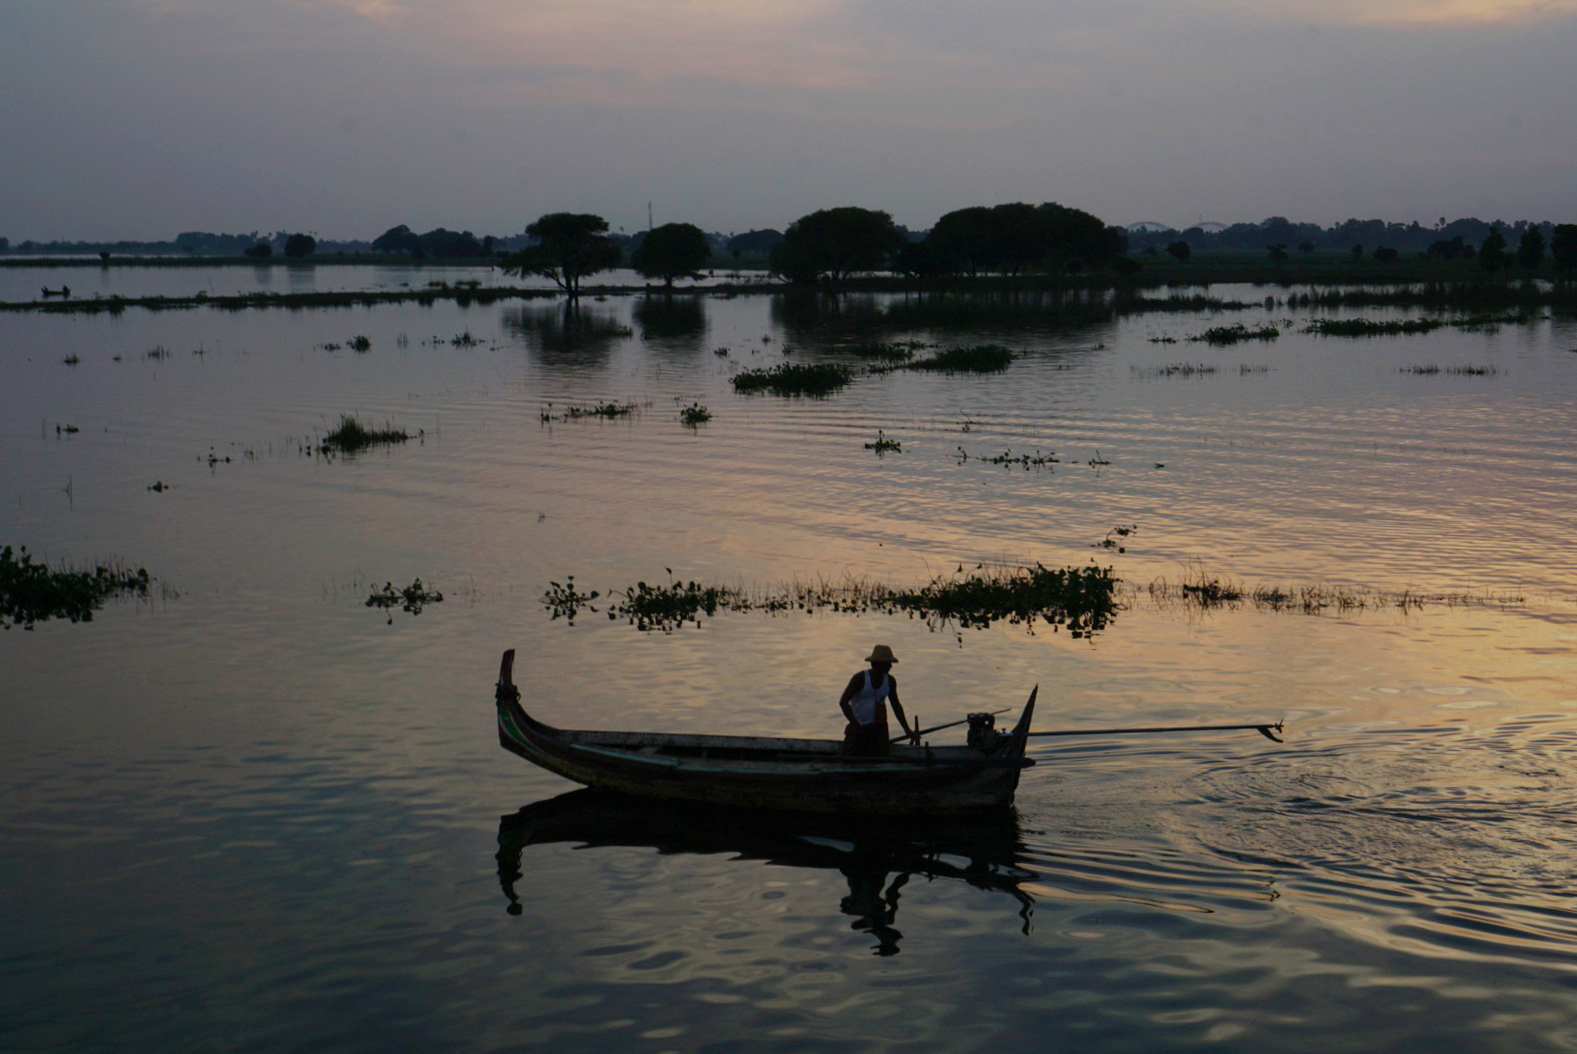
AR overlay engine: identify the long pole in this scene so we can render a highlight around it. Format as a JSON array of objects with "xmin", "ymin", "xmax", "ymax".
[
  {"xmin": 1027, "ymin": 721, "xmax": 1284, "ymax": 742},
  {"xmin": 889, "ymin": 708, "xmax": 1010, "ymax": 744}
]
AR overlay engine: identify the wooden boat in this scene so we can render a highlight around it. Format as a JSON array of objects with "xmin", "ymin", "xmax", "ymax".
[{"xmin": 495, "ymin": 649, "xmax": 1037, "ymax": 814}]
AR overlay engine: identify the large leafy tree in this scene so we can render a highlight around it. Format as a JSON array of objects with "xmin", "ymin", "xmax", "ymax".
[
  {"xmin": 1517, "ymin": 227, "xmax": 1545, "ymax": 270},
  {"xmin": 283, "ymin": 233, "xmax": 316, "ymax": 258},
  {"xmin": 1478, "ymin": 228, "xmax": 1508, "ymax": 273},
  {"xmin": 501, "ymin": 213, "xmax": 622, "ymax": 297},
  {"xmin": 924, "ymin": 202, "xmax": 1122, "ymax": 276},
  {"xmin": 630, "ymin": 223, "xmax": 711, "ymax": 287},
  {"xmin": 1036, "ymin": 202, "xmax": 1127, "ymax": 271},
  {"xmin": 372, "ymin": 224, "xmax": 421, "ymax": 254},
  {"xmin": 374, "ymin": 225, "xmax": 489, "ymax": 258},
  {"xmin": 726, "ymin": 229, "xmax": 784, "ymax": 261},
  {"xmin": 927, "ymin": 206, "xmax": 997, "ymax": 276},
  {"xmin": 770, "ymin": 207, "xmax": 906, "ymax": 285},
  {"xmin": 1551, "ymin": 224, "xmax": 1577, "ymax": 271}
]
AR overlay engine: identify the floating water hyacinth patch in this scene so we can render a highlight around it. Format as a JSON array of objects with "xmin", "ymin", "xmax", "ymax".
[
  {"xmin": 539, "ymin": 401, "xmax": 644, "ymax": 423},
  {"xmin": 543, "ymin": 560, "xmax": 1122, "ymax": 639},
  {"xmin": 0, "ymin": 545, "xmax": 152, "ymax": 630},
  {"xmin": 366, "ymin": 578, "xmax": 443, "ymax": 623},
  {"xmin": 865, "ymin": 430, "xmax": 901, "ymax": 455},
  {"xmin": 679, "ymin": 403, "xmax": 712, "ymax": 427},
  {"xmin": 731, "ymin": 363, "xmax": 854, "ymax": 397},
  {"xmin": 955, "ymin": 447, "xmax": 1057, "ymax": 468},
  {"xmin": 1187, "ymin": 324, "xmax": 1279, "ymax": 345}
]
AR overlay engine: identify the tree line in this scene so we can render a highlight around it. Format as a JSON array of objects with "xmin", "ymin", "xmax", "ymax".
[
  {"xmin": 8, "ymin": 210, "xmax": 1575, "ymax": 285},
  {"xmin": 495, "ymin": 202, "xmax": 1129, "ymax": 296}
]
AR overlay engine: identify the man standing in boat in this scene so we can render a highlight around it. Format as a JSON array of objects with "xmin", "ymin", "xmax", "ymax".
[{"xmin": 839, "ymin": 645, "xmax": 919, "ymax": 755}]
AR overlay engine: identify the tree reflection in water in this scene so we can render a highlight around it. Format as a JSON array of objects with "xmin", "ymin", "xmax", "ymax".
[{"xmin": 496, "ymin": 789, "xmax": 1036, "ymax": 956}]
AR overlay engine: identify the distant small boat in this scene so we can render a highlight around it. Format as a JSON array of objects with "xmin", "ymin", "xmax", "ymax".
[
  {"xmin": 40, "ymin": 286, "xmax": 71, "ymax": 298},
  {"xmin": 494, "ymin": 649, "xmax": 1037, "ymax": 814}
]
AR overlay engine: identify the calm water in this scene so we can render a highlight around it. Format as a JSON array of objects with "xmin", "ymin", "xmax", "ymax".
[
  {"xmin": 5, "ymin": 270, "xmax": 1577, "ymax": 1052},
  {"xmin": 0, "ymin": 262, "xmax": 743, "ymax": 303}
]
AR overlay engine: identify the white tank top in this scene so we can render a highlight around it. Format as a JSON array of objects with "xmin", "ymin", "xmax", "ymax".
[{"xmin": 849, "ymin": 671, "xmax": 892, "ymax": 726}]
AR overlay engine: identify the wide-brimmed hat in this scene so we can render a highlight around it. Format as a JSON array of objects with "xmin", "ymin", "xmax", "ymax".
[{"xmin": 866, "ymin": 644, "xmax": 898, "ymax": 664}]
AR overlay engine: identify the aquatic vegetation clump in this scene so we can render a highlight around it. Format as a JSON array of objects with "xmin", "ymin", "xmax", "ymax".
[
  {"xmin": 1133, "ymin": 363, "xmax": 1218, "ymax": 378},
  {"xmin": 1117, "ymin": 293, "xmax": 1258, "ymax": 314},
  {"xmin": 543, "ymin": 560, "xmax": 1122, "ymax": 639},
  {"xmin": 614, "ymin": 578, "xmax": 734, "ymax": 632},
  {"xmin": 865, "ymin": 430, "xmax": 902, "ymax": 455},
  {"xmin": 1305, "ymin": 312, "xmax": 1537, "ymax": 338},
  {"xmin": 540, "ymin": 401, "xmax": 642, "ymax": 423},
  {"xmin": 542, "ymin": 577, "xmax": 601, "ymax": 624},
  {"xmin": 679, "ymin": 403, "xmax": 712, "ymax": 427},
  {"xmin": 955, "ymin": 447, "xmax": 1057, "ymax": 468},
  {"xmin": 1188, "ymin": 324, "xmax": 1279, "ymax": 346},
  {"xmin": 1401, "ymin": 364, "xmax": 1498, "ymax": 376},
  {"xmin": 348, "ymin": 335, "xmax": 372, "ymax": 352},
  {"xmin": 887, "ymin": 562, "xmax": 1119, "ymax": 638},
  {"xmin": 1093, "ymin": 524, "xmax": 1137, "ymax": 552},
  {"xmin": 366, "ymin": 578, "xmax": 443, "ymax": 622},
  {"xmin": 902, "ymin": 344, "xmax": 1015, "ymax": 373},
  {"xmin": 319, "ymin": 415, "xmax": 410, "ymax": 455},
  {"xmin": 731, "ymin": 362, "xmax": 854, "ymax": 397},
  {"xmin": 0, "ymin": 545, "xmax": 151, "ymax": 630},
  {"xmin": 1144, "ymin": 565, "xmax": 1525, "ymax": 616},
  {"xmin": 1305, "ymin": 317, "xmax": 1444, "ymax": 337}
]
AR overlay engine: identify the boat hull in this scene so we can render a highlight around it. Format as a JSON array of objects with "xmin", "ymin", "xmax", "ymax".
[{"xmin": 495, "ymin": 650, "xmax": 1036, "ymax": 814}]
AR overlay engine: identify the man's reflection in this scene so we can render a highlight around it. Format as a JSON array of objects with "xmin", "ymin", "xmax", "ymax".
[
  {"xmin": 840, "ymin": 848, "xmax": 910, "ymax": 956},
  {"xmin": 495, "ymin": 790, "xmax": 1035, "ymax": 956}
]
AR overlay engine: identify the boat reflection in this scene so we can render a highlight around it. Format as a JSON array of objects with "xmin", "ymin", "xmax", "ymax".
[{"xmin": 496, "ymin": 789, "xmax": 1038, "ymax": 956}]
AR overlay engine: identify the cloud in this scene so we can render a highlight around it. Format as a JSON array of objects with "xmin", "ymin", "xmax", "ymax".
[{"xmin": 1241, "ymin": 0, "xmax": 1577, "ymax": 25}]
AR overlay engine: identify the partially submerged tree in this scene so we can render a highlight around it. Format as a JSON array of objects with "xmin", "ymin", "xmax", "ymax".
[
  {"xmin": 500, "ymin": 213, "xmax": 622, "ymax": 297},
  {"xmin": 630, "ymin": 222, "xmax": 711, "ymax": 287},
  {"xmin": 770, "ymin": 207, "xmax": 906, "ymax": 285}
]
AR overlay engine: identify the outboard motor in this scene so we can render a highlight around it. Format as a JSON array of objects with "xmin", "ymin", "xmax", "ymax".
[{"xmin": 966, "ymin": 711, "xmax": 1003, "ymax": 750}]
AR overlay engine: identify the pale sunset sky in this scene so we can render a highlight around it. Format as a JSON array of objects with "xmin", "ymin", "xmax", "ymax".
[{"xmin": 2, "ymin": 0, "xmax": 1573, "ymax": 240}]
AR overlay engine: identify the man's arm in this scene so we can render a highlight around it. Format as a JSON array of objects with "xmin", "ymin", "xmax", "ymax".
[
  {"xmin": 888, "ymin": 681, "xmax": 919, "ymax": 743},
  {"xmin": 838, "ymin": 672, "xmax": 862, "ymax": 723}
]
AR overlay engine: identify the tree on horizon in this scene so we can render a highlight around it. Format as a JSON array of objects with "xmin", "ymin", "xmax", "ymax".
[
  {"xmin": 500, "ymin": 213, "xmax": 622, "ymax": 298},
  {"xmin": 630, "ymin": 223, "xmax": 711, "ymax": 287},
  {"xmin": 769, "ymin": 207, "xmax": 905, "ymax": 285}
]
